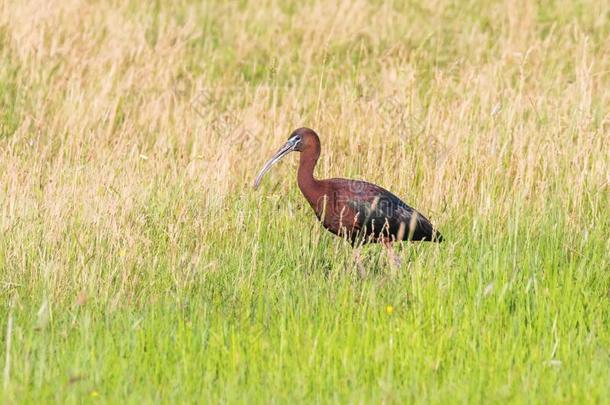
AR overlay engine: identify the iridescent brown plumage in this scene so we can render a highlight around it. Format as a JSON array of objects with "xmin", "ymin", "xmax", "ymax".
[{"xmin": 254, "ymin": 128, "xmax": 442, "ymax": 244}]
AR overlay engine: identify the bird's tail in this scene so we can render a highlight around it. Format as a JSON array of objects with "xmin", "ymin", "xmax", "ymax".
[{"xmin": 432, "ymin": 229, "xmax": 443, "ymax": 242}]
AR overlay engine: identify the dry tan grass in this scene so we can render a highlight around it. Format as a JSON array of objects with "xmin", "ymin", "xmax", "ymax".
[{"xmin": 0, "ymin": 0, "xmax": 607, "ymax": 289}]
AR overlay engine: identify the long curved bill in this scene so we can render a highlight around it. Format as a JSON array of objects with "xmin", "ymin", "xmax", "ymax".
[{"xmin": 253, "ymin": 139, "xmax": 297, "ymax": 189}]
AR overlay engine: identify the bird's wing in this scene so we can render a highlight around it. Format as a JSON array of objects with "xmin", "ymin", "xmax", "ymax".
[
  {"xmin": 345, "ymin": 195, "xmax": 418, "ymax": 238},
  {"xmin": 340, "ymin": 180, "xmax": 436, "ymax": 241}
]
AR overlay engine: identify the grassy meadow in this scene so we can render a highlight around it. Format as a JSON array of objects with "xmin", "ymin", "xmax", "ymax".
[{"xmin": 1, "ymin": 0, "xmax": 609, "ymax": 403}]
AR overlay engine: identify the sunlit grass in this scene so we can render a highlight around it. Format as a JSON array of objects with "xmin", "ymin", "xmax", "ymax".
[{"xmin": 0, "ymin": 0, "xmax": 608, "ymax": 403}]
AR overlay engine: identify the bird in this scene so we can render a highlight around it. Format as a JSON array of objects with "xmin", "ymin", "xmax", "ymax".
[{"xmin": 253, "ymin": 128, "xmax": 443, "ymax": 245}]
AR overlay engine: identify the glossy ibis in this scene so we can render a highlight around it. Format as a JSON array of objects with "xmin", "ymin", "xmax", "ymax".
[{"xmin": 253, "ymin": 128, "xmax": 443, "ymax": 245}]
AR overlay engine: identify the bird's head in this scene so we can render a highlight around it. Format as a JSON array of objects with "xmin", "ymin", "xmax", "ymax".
[{"xmin": 253, "ymin": 127, "xmax": 320, "ymax": 189}]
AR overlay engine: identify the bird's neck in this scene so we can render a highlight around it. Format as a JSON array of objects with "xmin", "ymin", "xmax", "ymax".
[{"xmin": 297, "ymin": 151, "xmax": 322, "ymax": 199}]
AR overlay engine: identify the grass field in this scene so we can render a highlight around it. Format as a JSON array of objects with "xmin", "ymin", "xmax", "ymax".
[{"xmin": 0, "ymin": 0, "xmax": 609, "ymax": 403}]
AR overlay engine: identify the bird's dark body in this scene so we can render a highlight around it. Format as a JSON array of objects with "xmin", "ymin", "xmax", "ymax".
[
  {"xmin": 254, "ymin": 127, "xmax": 442, "ymax": 245},
  {"xmin": 305, "ymin": 178, "xmax": 442, "ymax": 244}
]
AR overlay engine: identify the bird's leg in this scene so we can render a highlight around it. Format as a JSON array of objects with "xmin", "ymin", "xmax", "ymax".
[
  {"xmin": 383, "ymin": 238, "xmax": 402, "ymax": 269},
  {"xmin": 352, "ymin": 245, "xmax": 366, "ymax": 279}
]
